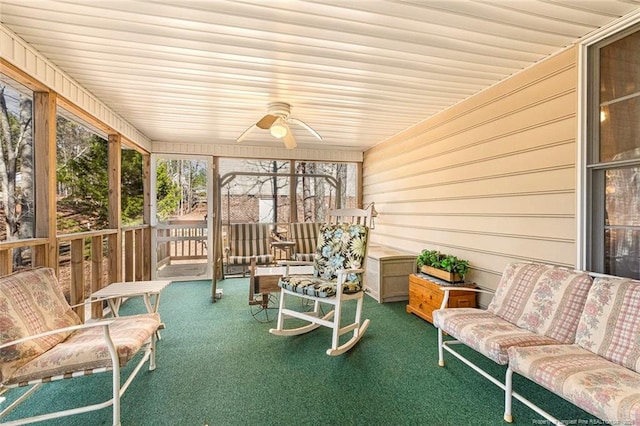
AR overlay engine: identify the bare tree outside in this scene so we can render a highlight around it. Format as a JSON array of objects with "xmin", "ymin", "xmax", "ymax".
[{"xmin": 0, "ymin": 81, "xmax": 34, "ymax": 267}]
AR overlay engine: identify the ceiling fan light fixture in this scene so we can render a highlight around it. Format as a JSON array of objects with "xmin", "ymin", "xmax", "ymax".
[{"xmin": 270, "ymin": 120, "xmax": 288, "ymax": 139}]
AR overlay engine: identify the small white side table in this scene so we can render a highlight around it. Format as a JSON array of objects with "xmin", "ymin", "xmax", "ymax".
[{"xmin": 91, "ymin": 280, "xmax": 172, "ymax": 317}]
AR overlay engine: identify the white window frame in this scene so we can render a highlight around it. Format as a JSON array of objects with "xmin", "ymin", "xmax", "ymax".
[{"xmin": 577, "ymin": 10, "xmax": 640, "ymax": 271}]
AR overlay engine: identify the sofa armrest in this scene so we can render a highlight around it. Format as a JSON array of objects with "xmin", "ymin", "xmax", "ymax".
[
  {"xmin": 439, "ymin": 287, "xmax": 494, "ymax": 309},
  {"xmin": 0, "ymin": 320, "xmax": 115, "ymax": 349}
]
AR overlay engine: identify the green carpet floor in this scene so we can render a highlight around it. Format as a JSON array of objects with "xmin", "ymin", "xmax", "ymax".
[{"xmin": 3, "ymin": 278, "xmax": 598, "ymax": 425}]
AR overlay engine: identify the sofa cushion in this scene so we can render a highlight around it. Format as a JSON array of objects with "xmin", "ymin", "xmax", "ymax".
[
  {"xmin": 487, "ymin": 263, "xmax": 593, "ymax": 343},
  {"xmin": 508, "ymin": 344, "xmax": 640, "ymax": 424},
  {"xmin": 0, "ymin": 268, "xmax": 81, "ymax": 384},
  {"xmin": 432, "ymin": 308, "xmax": 561, "ymax": 364},
  {"xmin": 575, "ymin": 276, "xmax": 640, "ymax": 373},
  {"xmin": 6, "ymin": 313, "xmax": 160, "ymax": 385}
]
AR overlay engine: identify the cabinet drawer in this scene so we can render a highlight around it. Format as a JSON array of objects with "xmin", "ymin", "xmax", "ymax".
[{"xmin": 407, "ymin": 273, "xmax": 477, "ymax": 324}]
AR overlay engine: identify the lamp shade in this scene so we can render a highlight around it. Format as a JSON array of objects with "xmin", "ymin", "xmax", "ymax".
[{"xmin": 270, "ymin": 119, "xmax": 288, "ymax": 139}]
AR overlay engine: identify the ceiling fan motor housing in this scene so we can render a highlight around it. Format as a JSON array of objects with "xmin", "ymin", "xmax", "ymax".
[{"xmin": 267, "ymin": 102, "xmax": 291, "ymax": 118}]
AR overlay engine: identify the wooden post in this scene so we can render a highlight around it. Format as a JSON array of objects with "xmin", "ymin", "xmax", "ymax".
[
  {"xmin": 91, "ymin": 235, "xmax": 104, "ymax": 318},
  {"xmin": 356, "ymin": 162, "xmax": 363, "ymax": 209},
  {"xmin": 142, "ymin": 153, "xmax": 151, "ymax": 280},
  {"xmin": 33, "ymin": 92, "xmax": 58, "ymax": 270},
  {"xmin": 124, "ymin": 230, "xmax": 134, "ymax": 282},
  {"xmin": 108, "ymin": 134, "xmax": 122, "ymax": 283},
  {"xmin": 135, "ymin": 228, "xmax": 144, "ymax": 281},
  {"xmin": 70, "ymin": 238, "xmax": 85, "ymax": 320},
  {"xmin": 289, "ymin": 160, "xmax": 297, "ymax": 222}
]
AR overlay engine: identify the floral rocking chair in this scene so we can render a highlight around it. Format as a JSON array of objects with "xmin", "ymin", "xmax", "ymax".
[{"xmin": 269, "ymin": 207, "xmax": 372, "ymax": 356}]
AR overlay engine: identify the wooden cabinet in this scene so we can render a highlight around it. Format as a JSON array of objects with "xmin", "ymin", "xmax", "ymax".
[
  {"xmin": 406, "ymin": 273, "xmax": 477, "ymax": 324},
  {"xmin": 364, "ymin": 246, "xmax": 416, "ymax": 303}
]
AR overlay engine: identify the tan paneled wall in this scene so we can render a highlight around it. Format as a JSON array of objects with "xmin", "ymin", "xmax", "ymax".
[{"xmin": 363, "ymin": 47, "xmax": 578, "ymax": 297}]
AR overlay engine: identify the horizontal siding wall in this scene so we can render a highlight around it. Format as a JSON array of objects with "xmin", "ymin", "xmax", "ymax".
[{"xmin": 363, "ymin": 48, "xmax": 578, "ymax": 299}]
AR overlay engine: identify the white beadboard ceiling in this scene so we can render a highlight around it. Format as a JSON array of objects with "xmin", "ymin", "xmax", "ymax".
[{"xmin": 1, "ymin": 0, "xmax": 639, "ymax": 153}]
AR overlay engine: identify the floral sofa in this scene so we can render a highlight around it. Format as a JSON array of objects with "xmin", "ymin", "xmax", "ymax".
[
  {"xmin": 0, "ymin": 267, "xmax": 160, "ymax": 425},
  {"xmin": 432, "ymin": 262, "xmax": 640, "ymax": 424}
]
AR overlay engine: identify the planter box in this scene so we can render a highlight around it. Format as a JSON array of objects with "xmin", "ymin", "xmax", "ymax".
[{"xmin": 420, "ymin": 265, "xmax": 462, "ymax": 283}]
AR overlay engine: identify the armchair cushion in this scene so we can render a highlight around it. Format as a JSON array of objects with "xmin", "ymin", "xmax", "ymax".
[
  {"xmin": 487, "ymin": 262, "xmax": 593, "ymax": 344},
  {"xmin": 226, "ymin": 223, "xmax": 274, "ymax": 266},
  {"xmin": 290, "ymin": 222, "xmax": 321, "ymax": 261},
  {"xmin": 6, "ymin": 313, "xmax": 160, "ymax": 385},
  {"xmin": 0, "ymin": 268, "xmax": 81, "ymax": 383},
  {"xmin": 279, "ymin": 275, "xmax": 361, "ymax": 298}
]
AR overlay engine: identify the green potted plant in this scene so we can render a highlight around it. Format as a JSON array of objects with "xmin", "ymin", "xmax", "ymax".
[{"xmin": 416, "ymin": 249, "xmax": 469, "ymax": 283}]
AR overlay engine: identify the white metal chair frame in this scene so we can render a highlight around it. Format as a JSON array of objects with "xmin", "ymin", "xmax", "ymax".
[
  {"xmin": 269, "ymin": 206, "xmax": 373, "ymax": 356},
  {"xmin": 0, "ymin": 294, "xmax": 158, "ymax": 426}
]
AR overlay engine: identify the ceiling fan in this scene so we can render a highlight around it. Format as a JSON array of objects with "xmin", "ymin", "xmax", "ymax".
[{"xmin": 236, "ymin": 102, "xmax": 323, "ymax": 149}]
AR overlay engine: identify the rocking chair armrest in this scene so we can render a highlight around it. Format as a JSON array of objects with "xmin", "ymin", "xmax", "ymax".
[
  {"xmin": 439, "ymin": 287, "xmax": 494, "ymax": 309},
  {"xmin": 0, "ymin": 320, "xmax": 116, "ymax": 349}
]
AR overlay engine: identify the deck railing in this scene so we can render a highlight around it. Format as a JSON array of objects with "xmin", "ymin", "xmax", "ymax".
[
  {"xmin": 0, "ymin": 225, "xmax": 152, "ymax": 320},
  {"xmin": 156, "ymin": 220, "xmax": 208, "ymax": 268}
]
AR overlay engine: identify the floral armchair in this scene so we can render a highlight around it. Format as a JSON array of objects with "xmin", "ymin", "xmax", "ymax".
[{"xmin": 0, "ymin": 267, "xmax": 160, "ymax": 425}]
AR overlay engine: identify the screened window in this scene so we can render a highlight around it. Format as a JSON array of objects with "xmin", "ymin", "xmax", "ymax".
[
  {"xmin": 0, "ymin": 77, "xmax": 34, "ymax": 250},
  {"xmin": 587, "ymin": 25, "xmax": 640, "ymax": 279},
  {"xmin": 56, "ymin": 109, "xmax": 108, "ymax": 233}
]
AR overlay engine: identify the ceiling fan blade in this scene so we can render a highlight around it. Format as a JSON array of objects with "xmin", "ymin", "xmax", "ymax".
[
  {"xmin": 282, "ymin": 123, "xmax": 297, "ymax": 149},
  {"xmin": 236, "ymin": 124, "xmax": 256, "ymax": 142},
  {"xmin": 288, "ymin": 117, "xmax": 322, "ymax": 141},
  {"xmin": 256, "ymin": 114, "xmax": 278, "ymax": 129}
]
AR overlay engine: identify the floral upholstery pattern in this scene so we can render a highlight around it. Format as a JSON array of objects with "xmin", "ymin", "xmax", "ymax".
[
  {"xmin": 508, "ymin": 344, "xmax": 640, "ymax": 424},
  {"xmin": 575, "ymin": 276, "xmax": 640, "ymax": 373},
  {"xmin": 487, "ymin": 262, "xmax": 593, "ymax": 343},
  {"xmin": 0, "ymin": 268, "xmax": 81, "ymax": 384},
  {"xmin": 433, "ymin": 308, "xmax": 561, "ymax": 364},
  {"xmin": 6, "ymin": 313, "xmax": 160, "ymax": 386},
  {"xmin": 279, "ymin": 223, "xmax": 368, "ymax": 298}
]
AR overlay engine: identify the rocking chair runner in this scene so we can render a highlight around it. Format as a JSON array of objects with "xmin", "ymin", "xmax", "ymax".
[{"xmin": 269, "ymin": 207, "xmax": 372, "ymax": 356}]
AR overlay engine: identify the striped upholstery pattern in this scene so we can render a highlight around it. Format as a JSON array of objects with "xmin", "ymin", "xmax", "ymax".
[
  {"xmin": 227, "ymin": 223, "xmax": 274, "ymax": 266},
  {"xmin": 487, "ymin": 262, "xmax": 593, "ymax": 344},
  {"xmin": 289, "ymin": 222, "xmax": 321, "ymax": 261}
]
